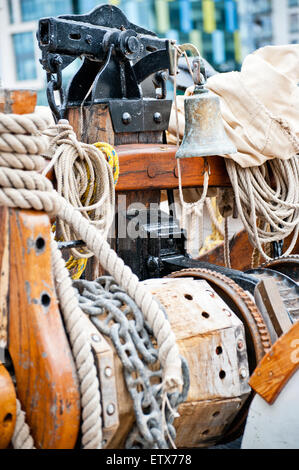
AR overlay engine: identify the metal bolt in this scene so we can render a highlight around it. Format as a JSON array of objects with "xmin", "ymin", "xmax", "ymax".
[
  {"xmin": 106, "ymin": 403, "xmax": 115, "ymax": 415},
  {"xmin": 104, "ymin": 366, "xmax": 112, "ymax": 378},
  {"xmin": 85, "ymin": 35, "xmax": 92, "ymax": 45},
  {"xmin": 126, "ymin": 36, "xmax": 139, "ymax": 54},
  {"xmin": 239, "ymin": 368, "xmax": 247, "ymax": 379},
  {"xmin": 91, "ymin": 334, "xmax": 101, "ymax": 343},
  {"xmin": 153, "ymin": 112, "xmax": 162, "ymax": 123},
  {"xmin": 122, "ymin": 112, "xmax": 132, "ymax": 124},
  {"xmin": 237, "ymin": 339, "xmax": 244, "ymax": 350}
]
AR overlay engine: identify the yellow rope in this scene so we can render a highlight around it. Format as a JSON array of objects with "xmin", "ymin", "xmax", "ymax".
[
  {"xmin": 52, "ymin": 142, "xmax": 119, "ymax": 279},
  {"xmin": 93, "ymin": 142, "xmax": 119, "ymax": 186}
]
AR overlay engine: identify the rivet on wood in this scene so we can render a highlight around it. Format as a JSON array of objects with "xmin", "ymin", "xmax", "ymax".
[
  {"xmin": 104, "ymin": 366, "xmax": 112, "ymax": 378},
  {"xmin": 106, "ymin": 403, "xmax": 115, "ymax": 415},
  {"xmin": 239, "ymin": 368, "xmax": 247, "ymax": 379},
  {"xmin": 91, "ymin": 334, "xmax": 101, "ymax": 343}
]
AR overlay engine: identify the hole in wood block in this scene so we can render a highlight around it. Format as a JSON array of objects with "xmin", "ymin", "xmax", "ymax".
[
  {"xmin": 219, "ymin": 370, "xmax": 226, "ymax": 380},
  {"xmin": 184, "ymin": 294, "xmax": 193, "ymax": 301},
  {"xmin": 212, "ymin": 411, "xmax": 220, "ymax": 418},
  {"xmin": 201, "ymin": 311, "xmax": 210, "ymax": 319},
  {"xmin": 41, "ymin": 293, "xmax": 51, "ymax": 308},
  {"xmin": 3, "ymin": 413, "xmax": 12, "ymax": 426},
  {"xmin": 216, "ymin": 346, "xmax": 223, "ymax": 355},
  {"xmin": 35, "ymin": 236, "xmax": 46, "ymax": 252},
  {"xmin": 222, "ymin": 308, "xmax": 232, "ymax": 317},
  {"xmin": 3, "ymin": 413, "xmax": 12, "ymax": 424},
  {"xmin": 202, "ymin": 429, "xmax": 209, "ymax": 435}
]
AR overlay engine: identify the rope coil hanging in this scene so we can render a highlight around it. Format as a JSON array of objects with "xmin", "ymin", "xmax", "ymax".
[
  {"xmin": 42, "ymin": 120, "xmax": 115, "ymax": 259},
  {"xmin": 226, "ymin": 156, "xmax": 299, "ymax": 261},
  {"xmin": 0, "ymin": 112, "xmax": 183, "ymax": 448}
]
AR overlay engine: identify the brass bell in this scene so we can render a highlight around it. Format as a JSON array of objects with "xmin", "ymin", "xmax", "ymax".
[{"xmin": 176, "ymin": 57, "xmax": 237, "ymax": 158}]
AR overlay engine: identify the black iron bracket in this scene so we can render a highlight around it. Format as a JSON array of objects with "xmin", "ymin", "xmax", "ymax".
[{"xmin": 37, "ymin": 3, "xmax": 175, "ymax": 130}]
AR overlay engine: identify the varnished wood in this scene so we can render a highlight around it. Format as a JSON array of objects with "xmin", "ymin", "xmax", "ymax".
[
  {"xmin": 249, "ymin": 320, "xmax": 299, "ymax": 404},
  {"xmin": 0, "ymin": 362, "xmax": 16, "ymax": 448},
  {"xmin": 0, "ymin": 89, "xmax": 36, "ymax": 114},
  {"xmin": 8, "ymin": 209, "xmax": 80, "ymax": 448},
  {"xmin": 115, "ymin": 144, "xmax": 231, "ymax": 191},
  {"xmin": 0, "ymin": 207, "xmax": 9, "ymax": 349}
]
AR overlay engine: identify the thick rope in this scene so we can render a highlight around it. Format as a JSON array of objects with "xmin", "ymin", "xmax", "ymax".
[
  {"xmin": 11, "ymin": 399, "xmax": 35, "ymax": 449},
  {"xmin": 50, "ymin": 237, "xmax": 103, "ymax": 448},
  {"xmin": 226, "ymin": 157, "xmax": 299, "ymax": 261},
  {"xmin": 0, "ymin": 113, "xmax": 182, "ymax": 447}
]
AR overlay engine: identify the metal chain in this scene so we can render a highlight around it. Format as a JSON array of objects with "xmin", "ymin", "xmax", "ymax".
[
  {"xmin": 45, "ymin": 55, "xmax": 66, "ymax": 122},
  {"xmin": 73, "ymin": 276, "xmax": 189, "ymax": 449}
]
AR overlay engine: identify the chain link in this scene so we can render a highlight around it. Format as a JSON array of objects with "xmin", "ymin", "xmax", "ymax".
[{"xmin": 73, "ymin": 276, "xmax": 189, "ymax": 449}]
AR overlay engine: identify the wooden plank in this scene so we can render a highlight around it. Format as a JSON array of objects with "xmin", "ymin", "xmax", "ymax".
[
  {"xmin": 8, "ymin": 209, "xmax": 80, "ymax": 448},
  {"xmin": 0, "ymin": 362, "xmax": 16, "ymax": 449},
  {"xmin": 115, "ymin": 144, "xmax": 231, "ymax": 191},
  {"xmin": 255, "ymin": 278, "xmax": 292, "ymax": 337},
  {"xmin": 249, "ymin": 320, "xmax": 299, "ymax": 404}
]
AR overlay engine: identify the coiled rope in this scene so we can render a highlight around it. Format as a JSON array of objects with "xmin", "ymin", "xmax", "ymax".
[
  {"xmin": 42, "ymin": 120, "xmax": 115, "ymax": 259},
  {"xmin": 226, "ymin": 156, "xmax": 299, "ymax": 261},
  {"xmin": 1, "ymin": 112, "xmax": 182, "ymax": 448}
]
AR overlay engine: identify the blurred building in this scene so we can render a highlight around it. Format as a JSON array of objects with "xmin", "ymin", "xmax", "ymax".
[{"xmin": 0, "ymin": 0, "xmax": 298, "ymax": 104}]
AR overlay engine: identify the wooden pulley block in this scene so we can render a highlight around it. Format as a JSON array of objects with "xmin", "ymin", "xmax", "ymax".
[
  {"xmin": 141, "ymin": 278, "xmax": 251, "ymax": 448},
  {"xmin": 7, "ymin": 209, "xmax": 81, "ymax": 448},
  {"xmin": 0, "ymin": 362, "xmax": 16, "ymax": 448}
]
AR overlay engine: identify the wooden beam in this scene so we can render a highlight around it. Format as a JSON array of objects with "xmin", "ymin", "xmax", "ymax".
[{"xmin": 115, "ymin": 144, "xmax": 231, "ymax": 191}]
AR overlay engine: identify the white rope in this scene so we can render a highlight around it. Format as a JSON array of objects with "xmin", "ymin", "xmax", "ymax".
[
  {"xmin": 226, "ymin": 157, "xmax": 299, "ymax": 261},
  {"xmin": 42, "ymin": 120, "xmax": 115, "ymax": 258},
  {"xmin": 11, "ymin": 399, "xmax": 35, "ymax": 449},
  {"xmin": 0, "ymin": 112, "xmax": 182, "ymax": 448},
  {"xmin": 51, "ymin": 237, "xmax": 103, "ymax": 448}
]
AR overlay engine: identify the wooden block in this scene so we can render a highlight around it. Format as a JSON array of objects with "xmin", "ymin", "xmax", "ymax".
[
  {"xmin": 141, "ymin": 278, "xmax": 251, "ymax": 446},
  {"xmin": 0, "ymin": 89, "xmax": 36, "ymax": 114},
  {"xmin": 249, "ymin": 320, "xmax": 299, "ymax": 404},
  {"xmin": 175, "ymin": 397, "xmax": 247, "ymax": 448},
  {"xmin": 8, "ymin": 209, "xmax": 80, "ymax": 448},
  {"xmin": 0, "ymin": 362, "xmax": 16, "ymax": 449},
  {"xmin": 255, "ymin": 278, "xmax": 292, "ymax": 337}
]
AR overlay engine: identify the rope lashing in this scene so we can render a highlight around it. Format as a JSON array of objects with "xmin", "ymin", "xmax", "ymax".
[{"xmin": 0, "ymin": 112, "xmax": 183, "ymax": 448}]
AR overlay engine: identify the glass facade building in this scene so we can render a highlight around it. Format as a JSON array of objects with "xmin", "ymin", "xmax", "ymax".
[{"xmin": 1, "ymin": 0, "xmax": 297, "ymax": 103}]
